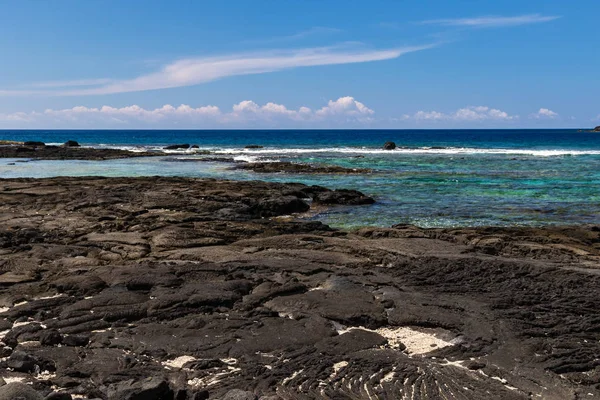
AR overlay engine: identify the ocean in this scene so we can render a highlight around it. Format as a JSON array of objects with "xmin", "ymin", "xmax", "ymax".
[{"xmin": 1, "ymin": 129, "xmax": 599, "ymax": 228}]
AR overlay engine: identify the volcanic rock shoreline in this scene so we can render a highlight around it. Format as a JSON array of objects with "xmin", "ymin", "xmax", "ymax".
[
  {"xmin": 0, "ymin": 177, "xmax": 599, "ymax": 399},
  {"xmin": 0, "ymin": 144, "xmax": 160, "ymax": 160}
]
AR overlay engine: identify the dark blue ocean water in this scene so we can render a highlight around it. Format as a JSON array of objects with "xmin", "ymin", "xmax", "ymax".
[
  {"xmin": 2, "ymin": 129, "xmax": 600, "ymax": 150},
  {"xmin": 1, "ymin": 129, "xmax": 599, "ymax": 228}
]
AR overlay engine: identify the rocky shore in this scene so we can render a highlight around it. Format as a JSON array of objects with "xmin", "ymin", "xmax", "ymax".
[
  {"xmin": 0, "ymin": 177, "xmax": 599, "ymax": 399},
  {"xmin": 232, "ymin": 161, "xmax": 372, "ymax": 174},
  {"xmin": 0, "ymin": 143, "xmax": 159, "ymax": 160},
  {"xmin": 0, "ymin": 143, "xmax": 371, "ymax": 175}
]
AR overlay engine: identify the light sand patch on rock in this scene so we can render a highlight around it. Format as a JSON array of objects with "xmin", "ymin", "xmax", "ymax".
[
  {"xmin": 187, "ymin": 366, "xmax": 241, "ymax": 388},
  {"xmin": 162, "ymin": 355, "xmax": 196, "ymax": 369},
  {"xmin": 337, "ymin": 325, "xmax": 455, "ymax": 355},
  {"xmin": 329, "ymin": 361, "xmax": 348, "ymax": 379}
]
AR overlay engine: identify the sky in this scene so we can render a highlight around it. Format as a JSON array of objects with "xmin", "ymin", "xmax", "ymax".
[{"xmin": 0, "ymin": 0, "xmax": 598, "ymax": 129}]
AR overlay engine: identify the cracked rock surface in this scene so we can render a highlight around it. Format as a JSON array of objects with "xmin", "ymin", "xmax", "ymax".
[{"xmin": 0, "ymin": 177, "xmax": 599, "ymax": 399}]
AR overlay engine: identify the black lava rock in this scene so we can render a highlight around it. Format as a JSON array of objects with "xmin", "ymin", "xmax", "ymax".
[
  {"xmin": 220, "ymin": 389, "xmax": 258, "ymax": 400},
  {"xmin": 62, "ymin": 140, "xmax": 80, "ymax": 147},
  {"xmin": 164, "ymin": 144, "xmax": 190, "ymax": 150},
  {"xmin": 45, "ymin": 392, "xmax": 73, "ymax": 400},
  {"xmin": 40, "ymin": 329, "xmax": 63, "ymax": 346},
  {"xmin": 383, "ymin": 141, "xmax": 396, "ymax": 150},
  {"xmin": 0, "ymin": 382, "xmax": 44, "ymax": 400},
  {"xmin": 107, "ymin": 377, "xmax": 173, "ymax": 400},
  {"xmin": 7, "ymin": 351, "xmax": 37, "ymax": 372}
]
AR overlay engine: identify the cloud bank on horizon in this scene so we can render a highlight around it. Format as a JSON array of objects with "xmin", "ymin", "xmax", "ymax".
[
  {"xmin": 0, "ymin": 97, "xmax": 374, "ymax": 127},
  {"xmin": 0, "ymin": 97, "xmax": 568, "ymax": 129}
]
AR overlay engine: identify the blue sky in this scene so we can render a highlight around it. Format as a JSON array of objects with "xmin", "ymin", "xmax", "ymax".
[{"xmin": 0, "ymin": 0, "xmax": 598, "ymax": 129}]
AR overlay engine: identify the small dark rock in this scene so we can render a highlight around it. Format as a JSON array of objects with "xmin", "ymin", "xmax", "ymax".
[
  {"xmin": 62, "ymin": 140, "xmax": 80, "ymax": 147},
  {"xmin": 45, "ymin": 392, "xmax": 73, "ymax": 400},
  {"xmin": 383, "ymin": 141, "xmax": 396, "ymax": 150},
  {"xmin": 234, "ymin": 161, "xmax": 371, "ymax": 174},
  {"xmin": 7, "ymin": 350, "xmax": 37, "ymax": 372},
  {"xmin": 0, "ymin": 319, "xmax": 11, "ymax": 330},
  {"xmin": 40, "ymin": 330, "xmax": 62, "ymax": 346},
  {"xmin": 0, "ymin": 346, "xmax": 12, "ymax": 357},
  {"xmin": 184, "ymin": 359, "xmax": 224, "ymax": 370},
  {"xmin": 107, "ymin": 377, "xmax": 173, "ymax": 400},
  {"xmin": 0, "ymin": 382, "xmax": 44, "ymax": 400},
  {"xmin": 465, "ymin": 360, "xmax": 486, "ymax": 370},
  {"xmin": 24, "ymin": 141, "xmax": 46, "ymax": 147},
  {"xmin": 309, "ymin": 188, "xmax": 375, "ymax": 205},
  {"xmin": 191, "ymin": 145, "xmax": 200, "ymax": 149},
  {"xmin": 164, "ymin": 144, "xmax": 190, "ymax": 150},
  {"xmin": 257, "ymin": 196, "xmax": 310, "ymax": 217},
  {"xmin": 380, "ymin": 299, "xmax": 395, "ymax": 308},
  {"xmin": 244, "ymin": 145, "xmax": 263, "ymax": 149},
  {"xmin": 190, "ymin": 391, "xmax": 209, "ymax": 400},
  {"xmin": 220, "ymin": 389, "xmax": 258, "ymax": 400}
]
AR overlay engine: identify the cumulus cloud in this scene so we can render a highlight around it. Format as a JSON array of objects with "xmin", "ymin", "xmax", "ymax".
[
  {"xmin": 420, "ymin": 14, "xmax": 560, "ymax": 28},
  {"xmin": 409, "ymin": 106, "xmax": 516, "ymax": 122},
  {"xmin": 42, "ymin": 104, "xmax": 221, "ymax": 123},
  {"xmin": 531, "ymin": 108, "xmax": 559, "ymax": 119},
  {"xmin": 0, "ymin": 44, "xmax": 435, "ymax": 97},
  {"xmin": 315, "ymin": 96, "xmax": 374, "ymax": 119},
  {"xmin": 0, "ymin": 97, "xmax": 374, "ymax": 127}
]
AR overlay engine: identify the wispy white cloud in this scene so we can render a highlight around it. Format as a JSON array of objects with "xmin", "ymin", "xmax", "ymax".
[
  {"xmin": 243, "ymin": 27, "xmax": 343, "ymax": 44},
  {"xmin": 0, "ymin": 44, "xmax": 435, "ymax": 97},
  {"xmin": 407, "ymin": 106, "xmax": 517, "ymax": 122},
  {"xmin": 0, "ymin": 96, "xmax": 375, "ymax": 127},
  {"xmin": 22, "ymin": 78, "xmax": 115, "ymax": 89},
  {"xmin": 531, "ymin": 108, "xmax": 559, "ymax": 119},
  {"xmin": 420, "ymin": 14, "xmax": 560, "ymax": 28}
]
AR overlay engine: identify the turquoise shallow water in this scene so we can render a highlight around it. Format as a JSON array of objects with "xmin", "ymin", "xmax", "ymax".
[{"xmin": 1, "ymin": 129, "xmax": 599, "ymax": 228}]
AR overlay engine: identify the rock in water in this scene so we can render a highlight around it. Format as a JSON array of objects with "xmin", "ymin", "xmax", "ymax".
[
  {"xmin": 23, "ymin": 141, "xmax": 46, "ymax": 146},
  {"xmin": 594, "ymin": 126, "xmax": 600, "ymax": 132},
  {"xmin": 164, "ymin": 144, "xmax": 190, "ymax": 150},
  {"xmin": 383, "ymin": 141, "xmax": 396, "ymax": 150},
  {"xmin": 244, "ymin": 145, "xmax": 264, "ymax": 149},
  {"xmin": 234, "ymin": 161, "xmax": 371, "ymax": 174},
  {"xmin": 62, "ymin": 140, "xmax": 80, "ymax": 147}
]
